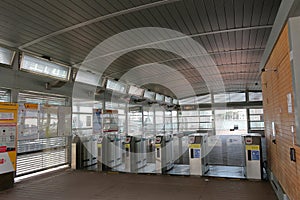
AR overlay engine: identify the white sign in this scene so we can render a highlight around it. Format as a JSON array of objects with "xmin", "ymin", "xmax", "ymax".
[
  {"xmin": 0, "ymin": 152, "xmax": 14, "ymax": 174},
  {"xmin": 287, "ymin": 93, "xmax": 292, "ymax": 113},
  {"xmin": 0, "ymin": 112, "xmax": 14, "ymax": 120}
]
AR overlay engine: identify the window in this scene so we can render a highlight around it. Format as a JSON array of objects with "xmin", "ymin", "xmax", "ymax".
[
  {"xmin": 199, "ymin": 110, "xmax": 213, "ymax": 131},
  {"xmin": 0, "ymin": 89, "xmax": 10, "ymax": 102},
  {"xmin": 249, "ymin": 108, "xmax": 264, "ymax": 130},
  {"xmin": 214, "ymin": 92, "xmax": 246, "ymax": 103},
  {"xmin": 20, "ymin": 54, "xmax": 70, "ymax": 80},
  {"xmin": 249, "ymin": 92, "xmax": 263, "ymax": 101},
  {"xmin": 179, "ymin": 110, "xmax": 199, "ymax": 131},
  {"xmin": 18, "ymin": 92, "xmax": 66, "ymax": 106},
  {"xmin": 179, "ymin": 94, "xmax": 211, "ymax": 105}
]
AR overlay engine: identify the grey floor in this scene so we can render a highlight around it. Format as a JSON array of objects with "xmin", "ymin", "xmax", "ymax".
[{"xmin": 0, "ymin": 169, "xmax": 277, "ymax": 200}]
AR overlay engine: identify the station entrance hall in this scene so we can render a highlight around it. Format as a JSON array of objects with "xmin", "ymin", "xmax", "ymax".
[{"xmin": 1, "ymin": 0, "xmax": 300, "ymax": 199}]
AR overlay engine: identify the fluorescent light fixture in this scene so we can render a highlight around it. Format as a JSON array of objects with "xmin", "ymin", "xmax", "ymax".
[
  {"xmin": 75, "ymin": 69, "xmax": 102, "ymax": 86},
  {"xmin": 106, "ymin": 79, "xmax": 127, "ymax": 94},
  {"xmin": 128, "ymin": 85, "xmax": 144, "ymax": 97},
  {"xmin": 0, "ymin": 46, "xmax": 15, "ymax": 65},
  {"xmin": 20, "ymin": 53, "xmax": 70, "ymax": 81},
  {"xmin": 165, "ymin": 96, "xmax": 172, "ymax": 104},
  {"xmin": 155, "ymin": 93, "xmax": 164, "ymax": 102},
  {"xmin": 144, "ymin": 90, "xmax": 155, "ymax": 100}
]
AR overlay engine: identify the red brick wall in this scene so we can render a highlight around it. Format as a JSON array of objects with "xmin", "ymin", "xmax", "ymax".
[{"xmin": 262, "ymin": 24, "xmax": 300, "ymax": 200}]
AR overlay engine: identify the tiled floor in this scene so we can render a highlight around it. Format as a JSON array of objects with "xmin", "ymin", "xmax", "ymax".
[{"xmin": 0, "ymin": 169, "xmax": 277, "ymax": 200}]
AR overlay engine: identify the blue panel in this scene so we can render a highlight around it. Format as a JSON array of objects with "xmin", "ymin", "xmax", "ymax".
[
  {"xmin": 251, "ymin": 150, "xmax": 260, "ymax": 160},
  {"xmin": 194, "ymin": 149, "xmax": 201, "ymax": 158}
]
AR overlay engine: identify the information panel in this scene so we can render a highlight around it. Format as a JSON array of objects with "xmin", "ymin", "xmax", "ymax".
[{"xmin": 0, "ymin": 103, "xmax": 18, "ymax": 174}]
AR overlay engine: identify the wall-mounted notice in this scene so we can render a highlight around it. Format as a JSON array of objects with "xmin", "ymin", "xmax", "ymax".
[
  {"xmin": 287, "ymin": 93, "xmax": 293, "ymax": 113},
  {"xmin": 0, "ymin": 112, "xmax": 14, "ymax": 120}
]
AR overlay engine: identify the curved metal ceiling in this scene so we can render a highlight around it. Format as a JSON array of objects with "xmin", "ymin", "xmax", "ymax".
[{"xmin": 0, "ymin": 0, "xmax": 282, "ymax": 98}]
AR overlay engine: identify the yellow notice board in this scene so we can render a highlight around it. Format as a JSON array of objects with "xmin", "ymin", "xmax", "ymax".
[
  {"xmin": 0, "ymin": 103, "xmax": 18, "ymax": 124},
  {"xmin": 189, "ymin": 144, "xmax": 201, "ymax": 149},
  {"xmin": 0, "ymin": 103, "xmax": 18, "ymax": 174},
  {"xmin": 246, "ymin": 145, "xmax": 260, "ymax": 151}
]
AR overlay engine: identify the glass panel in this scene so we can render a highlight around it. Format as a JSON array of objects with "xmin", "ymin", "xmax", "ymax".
[
  {"xmin": 180, "ymin": 111, "xmax": 198, "ymax": 116},
  {"xmin": 250, "ymin": 115, "xmax": 262, "ymax": 121},
  {"xmin": 0, "ymin": 89, "xmax": 10, "ymax": 102},
  {"xmin": 200, "ymin": 116, "xmax": 213, "ymax": 122},
  {"xmin": 249, "ymin": 92, "xmax": 263, "ymax": 101},
  {"xmin": 200, "ymin": 110, "xmax": 212, "ymax": 115},
  {"xmin": 18, "ymin": 92, "xmax": 66, "ymax": 106},
  {"xmin": 215, "ymin": 109, "xmax": 248, "ymax": 135},
  {"xmin": 72, "ymin": 114, "xmax": 93, "ymax": 129},
  {"xmin": 200, "ymin": 122, "xmax": 213, "ymax": 129},
  {"xmin": 249, "ymin": 108, "xmax": 263, "ymax": 114},
  {"xmin": 229, "ymin": 92, "xmax": 246, "ymax": 102},
  {"xmin": 21, "ymin": 54, "xmax": 69, "ymax": 80},
  {"xmin": 250, "ymin": 122, "xmax": 265, "ymax": 130}
]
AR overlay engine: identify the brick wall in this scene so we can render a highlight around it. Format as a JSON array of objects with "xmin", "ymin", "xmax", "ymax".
[{"xmin": 262, "ymin": 24, "xmax": 300, "ymax": 200}]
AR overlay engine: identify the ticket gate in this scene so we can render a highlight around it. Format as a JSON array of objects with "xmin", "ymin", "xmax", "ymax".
[
  {"xmin": 97, "ymin": 136, "xmax": 103, "ymax": 171},
  {"xmin": 102, "ymin": 134, "xmax": 122, "ymax": 170},
  {"xmin": 243, "ymin": 133, "xmax": 262, "ymax": 180},
  {"xmin": 124, "ymin": 135, "xmax": 147, "ymax": 172},
  {"xmin": 155, "ymin": 134, "xmax": 174, "ymax": 174},
  {"xmin": 188, "ymin": 133, "xmax": 208, "ymax": 175},
  {"xmin": 73, "ymin": 135, "xmax": 98, "ymax": 169}
]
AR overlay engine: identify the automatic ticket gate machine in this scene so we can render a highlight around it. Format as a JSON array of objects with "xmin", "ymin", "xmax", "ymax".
[
  {"xmin": 188, "ymin": 133, "xmax": 208, "ymax": 176},
  {"xmin": 155, "ymin": 134, "xmax": 174, "ymax": 174},
  {"xmin": 243, "ymin": 133, "xmax": 262, "ymax": 180},
  {"xmin": 101, "ymin": 133, "xmax": 122, "ymax": 171},
  {"xmin": 124, "ymin": 135, "xmax": 147, "ymax": 173}
]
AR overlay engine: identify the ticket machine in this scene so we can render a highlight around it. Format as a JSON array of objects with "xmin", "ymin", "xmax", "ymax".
[
  {"xmin": 243, "ymin": 133, "xmax": 262, "ymax": 180},
  {"xmin": 155, "ymin": 134, "xmax": 174, "ymax": 174},
  {"xmin": 188, "ymin": 133, "xmax": 208, "ymax": 176},
  {"xmin": 0, "ymin": 103, "xmax": 18, "ymax": 191},
  {"xmin": 124, "ymin": 135, "xmax": 147, "ymax": 172}
]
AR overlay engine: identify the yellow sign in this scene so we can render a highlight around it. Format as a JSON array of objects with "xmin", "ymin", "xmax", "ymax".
[
  {"xmin": 189, "ymin": 144, "xmax": 201, "ymax": 149},
  {"xmin": 97, "ymin": 144, "xmax": 102, "ymax": 148},
  {"xmin": 155, "ymin": 144, "xmax": 161, "ymax": 148},
  {"xmin": 125, "ymin": 144, "xmax": 130, "ymax": 149},
  {"xmin": 0, "ymin": 103, "xmax": 18, "ymax": 123},
  {"xmin": 8, "ymin": 151, "xmax": 17, "ymax": 170},
  {"xmin": 24, "ymin": 103, "xmax": 38, "ymax": 110},
  {"xmin": 246, "ymin": 145, "xmax": 260, "ymax": 151}
]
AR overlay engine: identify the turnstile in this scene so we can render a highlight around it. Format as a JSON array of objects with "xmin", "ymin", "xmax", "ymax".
[
  {"xmin": 102, "ymin": 134, "xmax": 122, "ymax": 170},
  {"xmin": 243, "ymin": 133, "xmax": 262, "ymax": 179},
  {"xmin": 155, "ymin": 134, "xmax": 174, "ymax": 174},
  {"xmin": 73, "ymin": 134, "xmax": 98, "ymax": 169},
  {"xmin": 188, "ymin": 133, "xmax": 208, "ymax": 175},
  {"xmin": 124, "ymin": 135, "xmax": 147, "ymax": 172},
  {"xmin": 97, "ymin": 136, "xmax": 103, "ymax": 171}
]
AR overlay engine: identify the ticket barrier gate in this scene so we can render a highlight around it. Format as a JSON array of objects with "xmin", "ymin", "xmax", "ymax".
[
  {"xmin": 243, "ymin": 134, "xmax": 262, "ymax": 180},
  {"xmin": 124, "ymin": 135, "xmax": 147, "ymax": 172},
  {"xmin": 101, "ymin": 134, "xmax": 122, "ymax": 171},
  {"xmin": 73, "ymin": 134, "xmax": 98, "ymax": 169},
  {"xmin": 188, "ymin": 133, "xmax": 208, "ymax": 175},
  {"xmin": 155, "ymin": 134, "xmax": 174, "ymax": 174}
]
